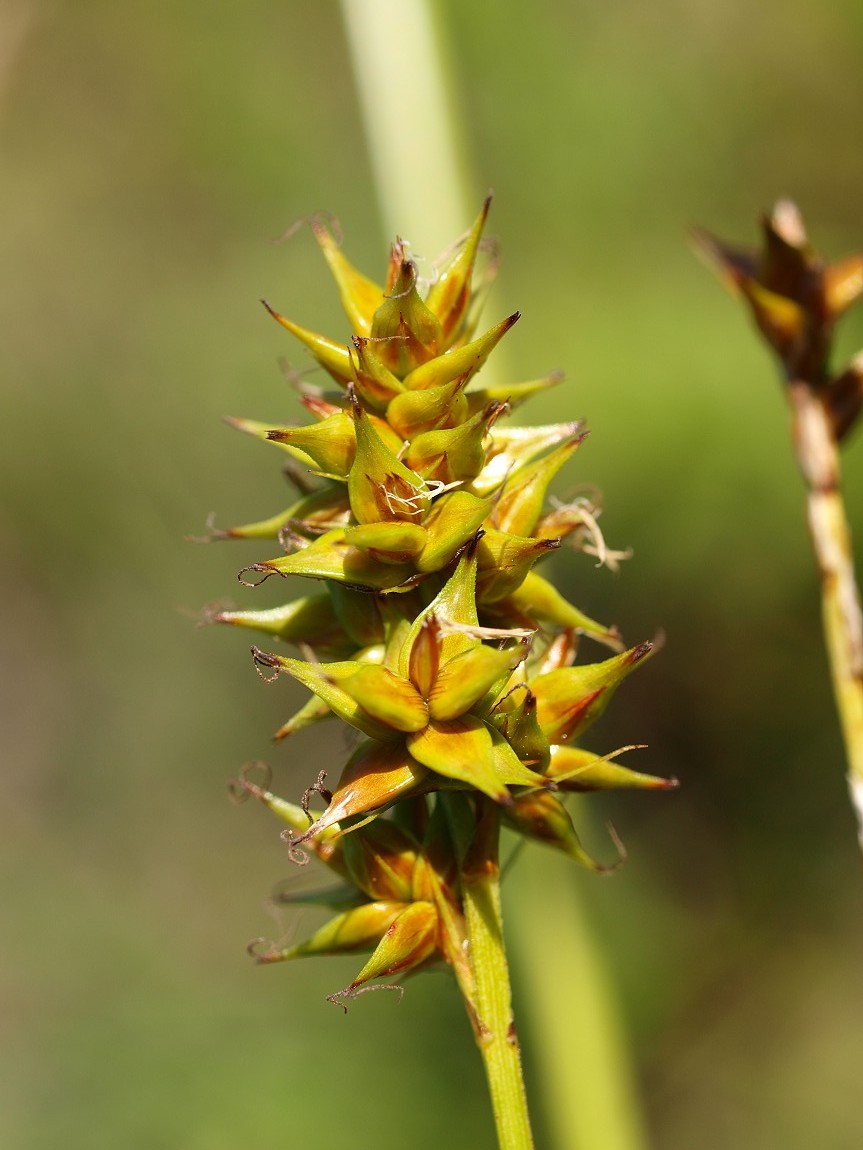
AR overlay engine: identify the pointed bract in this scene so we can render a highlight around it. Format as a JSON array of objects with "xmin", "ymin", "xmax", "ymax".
[
  {"xmin": 311, "ymin": 217, "xmax": 384, "ymax": 335},
  {"xmin": 425, "ymin": 194, "xmax": 492, "ymax": 342},
  {"xmin": 401, "ymin": 312, "xmax": 520, "ymax": 392},
  {"xmin": 371, "ymin": 259, "xmax": 443, "ymax": 374},
  {"xmin": 261, "ymin": 300, "xmax": 353, "ymax": 385}
]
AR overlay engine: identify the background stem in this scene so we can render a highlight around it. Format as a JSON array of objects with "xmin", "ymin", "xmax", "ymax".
[
  {"xmin": 788, "ymin": 381, "xmax": 863, "ymax": 847},
  {"xmin": 509, "ymin": 848, "xmax": 650, "ymax": 1150},
  {"xmin": 339, "ymin": 0, "xmax": 472, "ymax": 253}
]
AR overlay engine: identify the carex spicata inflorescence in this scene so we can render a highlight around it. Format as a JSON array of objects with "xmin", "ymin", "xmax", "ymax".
[{"xmin": 210, "ymin": 198, "xmax": 676, "ymax": 1009}]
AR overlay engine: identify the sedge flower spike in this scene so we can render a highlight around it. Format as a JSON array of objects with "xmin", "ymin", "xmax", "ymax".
[{"xmin": 206, "ymin": 200, "xmax": 674, "ymax": 1146}]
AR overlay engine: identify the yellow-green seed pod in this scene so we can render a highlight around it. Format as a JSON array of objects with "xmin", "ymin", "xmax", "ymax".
[
  {"xmin": 405, "ymin": 402, "xmax": 504, "ymax": 484},
  {"xmin": 407, "ymin": 716, "xmax": 511, "ymax": 804},
  {"xmin": 476, "ymin": 529, "xmax": 560, "ymax": 603},
  {"xmin": 253, "ymin": 900, "xmax": 407, "ymax": 964},
  {"xmin": 324, "ymin": 738, "xmax": 430, "ymax": 828},
  {"xmin": 487, "ymin": 571, "xmax": 622, "ymax": 650},
  {"xmin": 399, "ymin": 544, "xmax": 480, "ymax": 677},
  {"xmin": 251, "ymin": 649, "xmax": 395, "ymax": 741},
  {"xmin": 265, "ymin": 410, "xmax": 357, "ymax": 478},
  {"xmin": 547, "ymin": 745, "xmax": 678, "ymax": 791},
  {"xmin": 212, "ymin": 595, "xmax": 346, "ymax": 651},
  {"xmin": 400, "ymin": 312, "xmax": 519, "ymax": 392},
  {"xmin": 246, "ymin": 528, "xmax": 416, "ymax": 591},
  {"xmin": 371, "ymin": 257, "xmax": 443, "ymax": 374},
  {"xmin": 340, "ymin": 665, "xmax": 429, "ymax": 733},
  {"xmin": 490, "ymin": 685, "xmax": 550, "ymax": 770},
  {"xmin": 348, "ymin": 393, "xmax": 431, "ymax": 525},
  {"xmin": 428, "ymin": 643, "xmax": 527, "ymax": 722},
  {"xmin": 343, "ymin": 521, "xmax": 428, "ymax": 565},
  {"xmin": 501, "ymin": 792, "xmax": 615, "ymax": 872},
  {"xmin": 464, "ymin": 369, "xmax": 564, "ymax": 415},
  {"xmin": 351, "ymin": 335, "xmax": 405, "ymax": 410},
  {"xmin": 338, "ymin": 900, "xmax": 439, "ymax": 994},
  {"xmin": 340, "ymin": 820, "xmax": 419, "ymax": 903},
  {"xmin": 387, "ymin": 376, "xmax": 470, "ymax": 439},
  {"xmin": 414, "ymin": 491, "xmax": 493, "ymax": 574},
  {"xmin": 532, "ymin": 640, "xmax": 656, "ymax": 745}
]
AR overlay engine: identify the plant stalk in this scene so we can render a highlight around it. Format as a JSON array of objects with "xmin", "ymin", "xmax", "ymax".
[
  {"xmin": 338, "ymin": 0, "xmax": 472, "ymax": 254},
  {"xmin": 462, "ymin": 800, "xmax": 534, "ymax": 1150},
  {"xmin": 788, "ymin": 380, "xmax": 863, "ymax": 845}
]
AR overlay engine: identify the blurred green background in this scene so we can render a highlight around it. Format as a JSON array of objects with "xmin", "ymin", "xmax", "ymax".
[{"xmin": 4, "ymin": 1, "xmax": 863, "ymax": 1146}]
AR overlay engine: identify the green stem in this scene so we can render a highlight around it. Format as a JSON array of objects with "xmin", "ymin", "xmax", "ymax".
[
  {"xmin": 462, "ymin": 800, "xmax": 534, "ymax": 1150},
  {"xmin": 339, "ymin": 0, "xmax": 472, "ymax": 254},
  {"xmin": 509, "ymin": 847, "xmax": 649, "ymax": 1150}
]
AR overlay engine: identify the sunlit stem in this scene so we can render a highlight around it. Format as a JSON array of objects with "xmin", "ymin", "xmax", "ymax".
[
  {"xmin": 462, "ymin": 799, "xmax": 534, "ymax": 1150},
  {"xmin": 788, "ymin": 380, "xmax": 863, "ymax": 848}
]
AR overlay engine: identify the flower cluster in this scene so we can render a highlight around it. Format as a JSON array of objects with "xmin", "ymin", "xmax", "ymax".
[
  {"xmin": 213, "ymin": 200, "xmax": 674, "ymax": 1006},
  {"xmin": 694, "ymin": 200, "xmax": 863, "ymax": 437}
]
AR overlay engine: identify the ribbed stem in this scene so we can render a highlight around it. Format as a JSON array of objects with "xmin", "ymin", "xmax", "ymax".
[
  {"xmin": 789, "ymin": 380, "xmax": 863, "ymax": 847},
  {"xmin": 462, "ymin": 800, "xmax": 534, "ymax": 1150}
]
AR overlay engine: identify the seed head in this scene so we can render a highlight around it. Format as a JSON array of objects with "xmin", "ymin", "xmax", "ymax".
[{"xmin": 210, "ymin": 200, "xmax": 673, "ymax": 1001}]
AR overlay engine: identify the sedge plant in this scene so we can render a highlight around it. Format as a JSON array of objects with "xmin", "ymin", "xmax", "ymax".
[
  {"xmin": 695, "ymin": 204, "xmax": 863, "ymax": 848},
  {"xmin": 207, "ymin": 200, "xmax": 676, "ymax": 1149}
]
